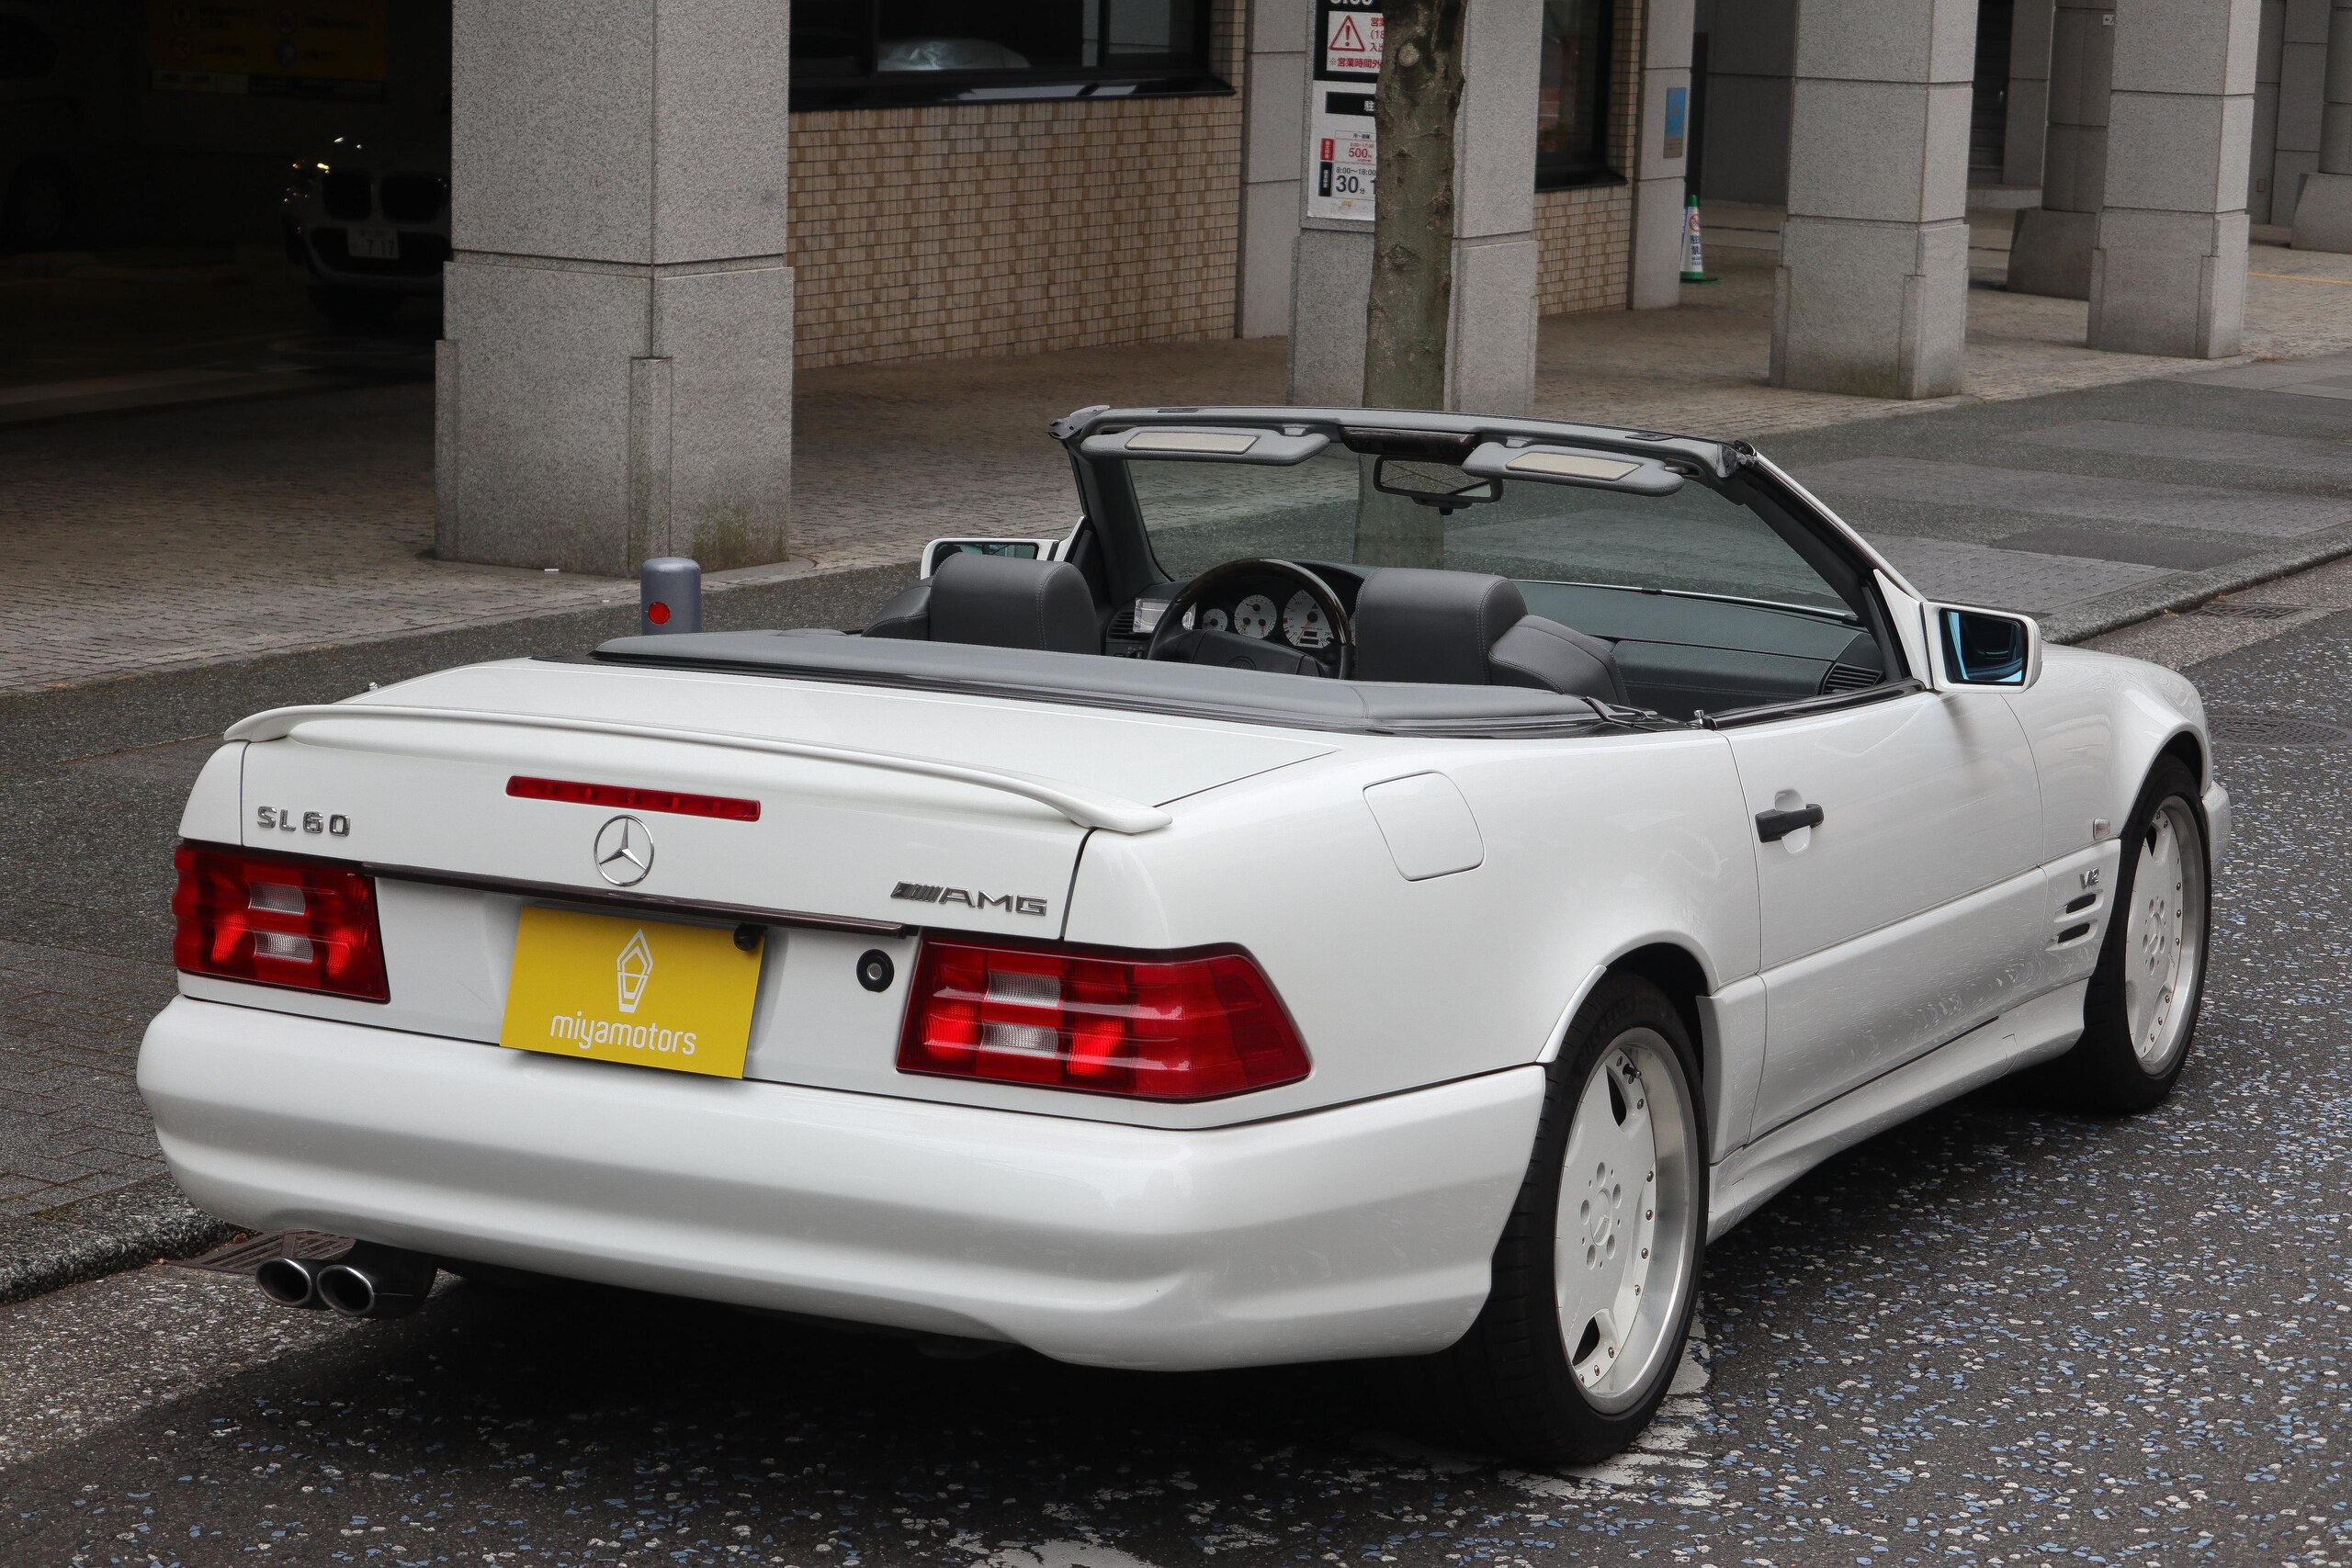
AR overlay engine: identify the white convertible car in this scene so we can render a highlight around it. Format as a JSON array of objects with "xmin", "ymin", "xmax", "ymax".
[{"xmin": 141, "ymin": 405, "xmax": 2224, "ymax": 1461}]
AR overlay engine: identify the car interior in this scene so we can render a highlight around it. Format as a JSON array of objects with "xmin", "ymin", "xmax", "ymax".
[{"xmin": 595, "ymin": 412, "xmax": 1908, "ymax": 734}]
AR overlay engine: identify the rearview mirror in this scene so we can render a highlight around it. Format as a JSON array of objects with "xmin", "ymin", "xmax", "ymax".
[
  {"xmin": 1928, "ymin": 604, "xmax": 2041, "ymax": 690},
  {"xmin": 1373, "ymin": 457, "xmax": 1501, "ymax": 511}
]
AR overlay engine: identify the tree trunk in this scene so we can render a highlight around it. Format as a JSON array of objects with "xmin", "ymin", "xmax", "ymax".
[{"xmin": 1361, "ymin": 0, "xmax": 1471, "ymax": 412}]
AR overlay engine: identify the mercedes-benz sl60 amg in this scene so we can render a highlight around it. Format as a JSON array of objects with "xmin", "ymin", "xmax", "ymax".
[{"xmin": 141, "ymin": 405, "xmax": 2225, "ymax": 1460}]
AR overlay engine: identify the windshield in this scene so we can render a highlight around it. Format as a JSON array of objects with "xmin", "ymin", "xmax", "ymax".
[{"xmin": 1124, "ymin": 445, "xmax": 1851, "ymax": 617}]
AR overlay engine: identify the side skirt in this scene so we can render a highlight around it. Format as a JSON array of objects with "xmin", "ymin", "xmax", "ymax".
[{"xmin": 1704, "ymin": 980, "xmax": 2087, "ymax": 1241}]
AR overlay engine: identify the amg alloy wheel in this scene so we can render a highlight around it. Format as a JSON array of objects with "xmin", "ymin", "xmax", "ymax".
[
  {"xmin": 1555, "ymin": 1026, "xmax": 1700, "ymax": 1412},
  {"xmin": 1403, "ymin": 973, "xmax": 1705, "ymax": 1462},
  {"xmin": 2046, "ymin": 757, "xmax": 2211, "ymax": 1113}
]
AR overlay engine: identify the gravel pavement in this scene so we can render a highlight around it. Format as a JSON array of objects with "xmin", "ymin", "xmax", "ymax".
[{"xmin": 3, "ymin": 560, "xmax": 2351, "ymax": 1567}]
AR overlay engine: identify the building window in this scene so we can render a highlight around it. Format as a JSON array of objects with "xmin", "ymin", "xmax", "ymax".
[
  {"xmin": 792, "ymin": 0, "xmax": 1224, "ymax": 109},
  {"xmin": 1536, "ymin": 0, "xmax": 1617, "ymax": 189}
]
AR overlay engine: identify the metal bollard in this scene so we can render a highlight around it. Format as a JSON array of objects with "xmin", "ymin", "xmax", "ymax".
[{"xmin": 639, "ymin": 557, "xmax": 702, "ymax": 635}]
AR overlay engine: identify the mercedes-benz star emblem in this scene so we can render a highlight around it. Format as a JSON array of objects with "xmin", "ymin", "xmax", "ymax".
[{"xmin": 594, "ymin": 815, "xmax": 654, "ymax": 886}]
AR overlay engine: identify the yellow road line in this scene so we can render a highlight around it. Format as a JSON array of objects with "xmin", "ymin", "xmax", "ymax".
[{"xmin": 2248, "ymin": 270, "xmax": 2352, "ymax": 286}]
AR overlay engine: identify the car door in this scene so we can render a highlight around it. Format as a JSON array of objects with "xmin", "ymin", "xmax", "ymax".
[{"xmin": 1724, "ymin": 682, "xmax": 2045, "ymax": 1135}]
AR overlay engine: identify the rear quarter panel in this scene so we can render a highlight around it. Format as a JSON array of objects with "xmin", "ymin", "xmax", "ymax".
[{"xmin": 1066, "ymin": 728, "xmax": 1761, "ymax": 1127}]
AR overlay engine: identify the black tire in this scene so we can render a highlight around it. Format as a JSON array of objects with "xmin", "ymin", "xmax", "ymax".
[
  {"xmin": 1398, "ymin": 973, "xmax": 1706, "ymax": 1463},
  {"xmin": 309, "ymin": 286, "xmax": 404, "ymax": 331},
  {"xmin": 2043, "ymin": 756, "xmax": 2211, "ymax": 1114},
  {"xmin": 3, "ymin": 161, "xmax": 74, "ymax": 251}
]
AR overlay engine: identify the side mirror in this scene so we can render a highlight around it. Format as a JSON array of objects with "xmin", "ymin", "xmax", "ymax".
[
  {"xmin": 1928, "ymin": 604, "xmax": 2041, "ymax": 690},
  {"xmin": 920, "ymin": 536, "xmax": 1064, "ymax": 577}
]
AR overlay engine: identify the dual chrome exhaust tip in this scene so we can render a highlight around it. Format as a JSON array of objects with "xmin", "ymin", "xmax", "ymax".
[{"xmin": 255, "ymin": 1242, "xmax": 435, "ymax": 1319}]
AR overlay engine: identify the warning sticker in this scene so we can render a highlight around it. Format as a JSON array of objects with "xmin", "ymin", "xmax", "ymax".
[{"xmin": 1324, "ymin": 9, "xmax": 1383, "ymax": 74}]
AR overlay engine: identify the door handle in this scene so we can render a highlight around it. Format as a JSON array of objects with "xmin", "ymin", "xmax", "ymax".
[{"xmin": 1755, "ymin": 804, "xmax": 1825, "ymax": 843}]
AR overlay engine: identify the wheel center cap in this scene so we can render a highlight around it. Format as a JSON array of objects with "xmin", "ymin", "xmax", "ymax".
[{"xmin": 1578, "ymin": 1159, "xmax": 1626, "ymax": 1271}]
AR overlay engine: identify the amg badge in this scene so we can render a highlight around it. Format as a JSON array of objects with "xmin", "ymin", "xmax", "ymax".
[{"xmin": 892, "ymin": 882, "xmax": 1049, "ymax": 917}]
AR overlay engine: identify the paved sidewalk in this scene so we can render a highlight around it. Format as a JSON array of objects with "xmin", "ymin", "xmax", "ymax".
[
  {"xmin": 0, "ymin": 939, "xmax": 228, "ymax": 1303},
  {"xmin": 6, "ymin": 241, "xmax": 2352, "ymax": 693}
]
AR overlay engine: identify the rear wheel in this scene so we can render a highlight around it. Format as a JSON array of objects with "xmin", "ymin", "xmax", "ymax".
[
  {"xmin": 2045, "ymin": 757, "xmax": 2211, "ymax": 1113},
  {"xmin": 1402, "ymin": 973, "xmax": 1705, "ymax": 1462}
]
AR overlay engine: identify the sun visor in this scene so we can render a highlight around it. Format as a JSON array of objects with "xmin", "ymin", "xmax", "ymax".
[
  {"xmin": 1462, "ymin": 442, "xmax": 1687, "ymax": 496},
  {"xmin": 1079, "ymin": 426, "xmax": 1331, "ymax": 465}
]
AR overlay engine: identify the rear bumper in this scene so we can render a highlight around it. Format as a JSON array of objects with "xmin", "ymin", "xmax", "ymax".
[{"xmin": 140, "ymin": 997, "xmax": 1542, "ymax": 1371}]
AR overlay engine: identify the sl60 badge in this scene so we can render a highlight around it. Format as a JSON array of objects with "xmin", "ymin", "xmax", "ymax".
[{"xmin": 256, "ymin": 807, "xmax": 351, "ymax": 838}]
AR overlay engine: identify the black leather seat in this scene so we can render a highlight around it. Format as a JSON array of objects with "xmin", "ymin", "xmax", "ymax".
[
  {"xmin": 1352, "ymin": 568, "xmax": 1628, "ymax": 704},
  {"xmin": 864, "ymin": 552, "xmax": 1099, "ymax": 655}
]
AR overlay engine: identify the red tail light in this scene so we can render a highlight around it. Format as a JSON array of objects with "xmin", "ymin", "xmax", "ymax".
[
  {"xmin": 172, "ymin": 844, "xmax": 389, "ymax": 1002},
  {"xmin": 897, "ymin": 937, "xmax": 1310, "ymax": 1101}
]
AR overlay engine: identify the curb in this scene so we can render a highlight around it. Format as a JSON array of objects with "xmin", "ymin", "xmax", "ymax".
[
  {"xmin": 0, "ymin": 1176, "xmax": 238, "ymax": 1307},
  {"xmin": 2041, "ymin": 523, "xmax": 2352, "ymax": 645}
]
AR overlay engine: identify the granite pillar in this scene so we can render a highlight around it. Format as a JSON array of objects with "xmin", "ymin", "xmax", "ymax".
[
  {"xmin": 2009, "ymin": 0, "xmax": 2112, "ymax": 297},
  {"xmin": 1633, "ymin": 0, "xmax": 1698, "ymax": 308},
  {"xmin": 2275, "ymin": 0, "xmax": 2331, "ymax": 222},
  {"xmin": 1287, "ymin": 0, "xmax": 1542, "ymax": 414},
  {"xmin": 2290, "ymin": 0, "xmax": 2352, "ymax": 245},
  {"xmin": 2087, "ymin": 0, "xmax": 2258, "ymax": 355},
  {"xmin": 1240, "ymin": 0, "xmax": 1313, "ymax": 336},
  {"xmin": 1771, "ymin": 0, "xmax": 1977, "ymax": 400},
  {"xmin": 2003, "ymin": 0, "xmax": 2058, "ymax": 187},
  {"xmin": 435, "ymin": 0, "xmax": 794, "ymax": 575}
]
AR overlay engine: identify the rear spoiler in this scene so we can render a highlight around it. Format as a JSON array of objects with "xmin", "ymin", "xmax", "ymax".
[{"xmin": 227, "ymin": 705, "xmax": 1172, "ymax": 835}]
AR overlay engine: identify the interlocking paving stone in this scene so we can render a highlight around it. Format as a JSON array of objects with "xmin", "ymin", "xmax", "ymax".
[
  {"xmin": 2004, "ymin": 417, "xmax": 2352, "ymax": 478},
  {"xmin": 1991, "ymin": 523, "xmax": 2257, "ymax": 570},
  {"xmin": 0, "ymin": 938, "xmax": 174, "ymax": 1224},
  {"xmin": 1803, "ymin": 456, "xmax": 2352, "ymax": 537},
  {"xmin": 1869, "ymin": 534, "xmax": 2168, "ymax": 613}
]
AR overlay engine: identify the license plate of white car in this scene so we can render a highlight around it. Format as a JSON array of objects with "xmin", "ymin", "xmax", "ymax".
[{"xmin": 348, "ymin": 227, "xmax": 401, "ymax": 260}]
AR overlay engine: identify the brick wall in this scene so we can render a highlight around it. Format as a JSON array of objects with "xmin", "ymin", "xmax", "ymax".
[
  {"xmin": 786, "ymin": 0, "xmax": 1648, "ymax": 364},
  {"xmin": 1534, "ymin": 0, "xmax": 1645, "ymax": 317},
  {"xmin": 787, "ymin": 0, "xmax": 1247, "ymax": 370}
]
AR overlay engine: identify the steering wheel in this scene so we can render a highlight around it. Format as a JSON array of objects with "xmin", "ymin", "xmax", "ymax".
[{"xmin": 1145, "ymin": 558, "xmax": 1356, "ymax": 679}]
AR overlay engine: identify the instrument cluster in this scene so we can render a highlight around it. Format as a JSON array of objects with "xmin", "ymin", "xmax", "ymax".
[{"xmin": 1187, "ymin": 586, "xmax": 1337, "ymax": 650}]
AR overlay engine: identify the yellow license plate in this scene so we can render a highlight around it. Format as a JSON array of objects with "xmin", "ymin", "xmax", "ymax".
[{"xmin": 498, "ymin": 907, "xmax": 763, "ymax": 1079}]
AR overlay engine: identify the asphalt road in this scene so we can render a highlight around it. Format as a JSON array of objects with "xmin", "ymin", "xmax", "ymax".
[
  {"xmin": 8, "ymin": 369, "xmax": 2352, "ymax": 1564},
  {"xmin": 2, "ymin": 572, "xmax": 2349, "ymax": 1568}
]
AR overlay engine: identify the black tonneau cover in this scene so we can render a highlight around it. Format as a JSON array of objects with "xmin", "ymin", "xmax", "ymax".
[{"xmin": 588, "ymin": 631, "xmax": 1608, "ymax": 739}]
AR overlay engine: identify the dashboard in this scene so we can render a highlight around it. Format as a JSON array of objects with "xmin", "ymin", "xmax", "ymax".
[
  {"xmin": 1107, "ymin": 561, "xmax": 1884, "ymax": 715},
  {"xmin": 1107, "ymin": 563, "xmax": 1371, "ymax": 671}
]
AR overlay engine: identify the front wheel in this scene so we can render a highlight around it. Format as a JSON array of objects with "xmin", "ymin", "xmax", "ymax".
[
  {"xmin": 2044, "ymin": 757, "xmax": 2211, "ymax": 1113},
  {"xmin": 1400, "ymin": 973, "xmax": 1706, "ymax": 1462}
]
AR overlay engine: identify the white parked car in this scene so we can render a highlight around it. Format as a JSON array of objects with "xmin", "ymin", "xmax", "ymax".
[
  {"xmin": 280, "ymin": 132, "xmax": 448, "ymax": 330},
  {"xmin": 141, "ymin": 406, "xmax": 2224, "ymax": 1461}
]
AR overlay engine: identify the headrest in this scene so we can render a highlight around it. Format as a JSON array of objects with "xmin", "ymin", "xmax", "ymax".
[
  {"xmin": 927, "ymin": 552, "xmax": 1099, "ymax": 655},
  {"xmin": 1351, "ymin": 569, "xmax": 1529, "ymax": 685}
]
